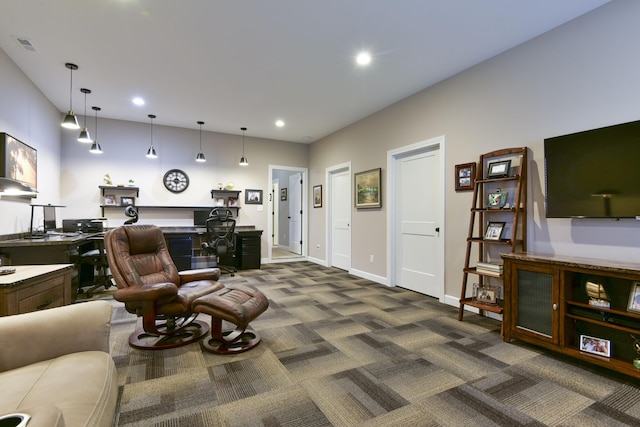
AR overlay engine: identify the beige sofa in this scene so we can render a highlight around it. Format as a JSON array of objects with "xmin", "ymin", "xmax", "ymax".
[{"xmin": 0, "ymin": 300, "xmax": 118, "ymax": 427}]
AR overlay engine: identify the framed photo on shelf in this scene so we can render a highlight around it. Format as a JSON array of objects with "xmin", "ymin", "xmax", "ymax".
[
  {"xmin": 313, "ymin": 185, "xmax": 322, "ymax": 208},
  {"xmin": 487, "ymin": 191, "xmax": 508, "ymax": 208},
  {"xmin": 580, "ymin": 334, "xmax": 611, "ymax": 357},
  {"xmin": 245, "ymin": 189, "xmax": 263, "ymax": 205},
  {"xmin": 120, "ymin": 196, "xmax": 135, "ymax": 206},
  {"xmin": 354, "ymin": 168, "xmax": 381, "ymax": 208},
  {"xmin": 628, "ymin": 282, "xmax": 640, "ymax": 313},
  {"xmin": 487, "ymin": 160, "xmax": 511, "ymax": 178},
  {"xmin": 484, "ymin": 221, "xmax": 505, "ymax": 240},
  {"xmin": 281, "ymin": 188, "xmax": 287, "ymax": 201},
  {"xmin": 473, "ymin": 283, "xmax": 500, "ymax": 305},
  {"xmin": 215, "ymin": 198, "xmax": 225, "ymax": 207},
  {"xmin": 455, "ymin": 162, "xmax": 475, "ymax": 192},
  {"xmin": 228, "ymin": 197, "xmax": 238, "ymax": 207},
  {"xmin": 104, "ymin": 194, "xmax": 117, "ymax": 205}
]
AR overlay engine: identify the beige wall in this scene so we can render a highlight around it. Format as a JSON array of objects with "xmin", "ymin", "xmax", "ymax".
[{"xmin": 309, "ymin": 0, "xmax": 640, "ymax": 301}]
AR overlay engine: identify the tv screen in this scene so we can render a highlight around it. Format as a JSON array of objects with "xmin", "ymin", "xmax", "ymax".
[
  {"xmin": 43, "ymin": 205, "xmax": 57, "ymax": 233},
  {"xmin": 545, "ymin": 119, "xmax": 640, "ymax": 218}
]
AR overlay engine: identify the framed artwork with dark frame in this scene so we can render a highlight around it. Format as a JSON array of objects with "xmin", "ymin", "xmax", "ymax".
[
  {"xmin": 455, "ymin": 162, "xmax": 475, "ymax": 192},
  {"xmin": 487, "ymin": 160, "xmax": 511, "ymax": 178},
  {"xmin": 0, "ymin": 132, "xmax": 37, "ymax": 193},
  {"xmin": 245, "ymin": 189, "xmax": 263, "ymax": 204},
  {"xmin": 281, "ymin": 188, "xmax": 287, "ymax": 201},
  {"xmin": 484, "ymin": 221, "xmax": 505, "ymax": 240},
  {"xmin": 120, "ymin": 196, "xmax": 135, "ymax": 206},
  {"xmin": 313, "ymin": 185, "xmax": 322, "ymax": 208},
  {"xmin": 354, "ymin": 168, "xmax": 381, "ymax": 209}
]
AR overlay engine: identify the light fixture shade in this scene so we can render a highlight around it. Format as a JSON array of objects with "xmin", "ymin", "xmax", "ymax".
[
  {"xmin": 195, "ymin": 120, "xmax": 206, "ymax": 162},
  {"xmin": 146, "ymin": 114, "xmax": 157, "ymax": 158},
  {"xmin": 239, "ymin": 127, "xmax": 249, "ymax": 166},
  {"xmin": 61, "ymin": 63, "xmax": 80, "ymax": 129},
  {"xmin": 78, "ymin": 127, "xmax": 92, "ymax": 143},
  {"xmin": 90, "ymin": 141, "xmax": 103, "ymax": 154},
  {"xmin": 146, "ymin": 146, "xmax": 157, "ymax": 158},
  {"xmin": 62, "ymin": 111, "xmax": 80, "ymax": 129}
]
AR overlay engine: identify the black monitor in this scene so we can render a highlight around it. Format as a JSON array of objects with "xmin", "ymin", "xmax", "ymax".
[
  {"xmin": 28, "ymin": 204, "xmax": 64, "ymax": 237},
  {"xmin": 194, "ymin": 210, "xmax": 211, "ymax": 227}
]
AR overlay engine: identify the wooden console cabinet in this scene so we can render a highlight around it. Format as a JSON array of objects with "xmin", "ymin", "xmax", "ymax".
[
  {"xmin": 503, "ymin": 252, "xmax": 640, "ymax": 378},
  {"xmin": 0, "ymin": 264, "xmax": 73, "ymax": 316}
]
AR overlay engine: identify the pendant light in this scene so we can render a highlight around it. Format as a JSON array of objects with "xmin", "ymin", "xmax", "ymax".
[
  {"xmin": 195, "ymin": 121, "xmax": 206, "ymax": 162},
  {"xmin": 90, "ymin": 106, "xmax": 103, "ymax": 154},
  {"xmin": 61, "ymin": 63, "xmax": 80, "ymax": 129},
  {"xmin": 239, "ymin": 127, "xmax": 248, "ymax": 166},
  {"xmin": 146, "ymin": 114, "xmax": 157, "ymax": 158},
  {"xmin": 78, "ymin": 88, "xmax": 92, "ymax": 142}
]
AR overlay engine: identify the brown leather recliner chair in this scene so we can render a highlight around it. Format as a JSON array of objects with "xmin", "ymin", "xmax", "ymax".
[{"xmin": 104, "ymin": 224, "xmax": 224, "ymax": 350}]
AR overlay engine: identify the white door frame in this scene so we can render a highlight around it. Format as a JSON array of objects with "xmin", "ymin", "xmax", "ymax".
[
  {"xmin": 267, "ymin": 165, "xmax": 308, "ymax": 262},
  {"xmin": 387, "ymin": 136, "xmax": 446, "ymax": 302},
  {"xmin": 272, "ymin": 180, "xmax": 279, "ymax": 246},
  {"xmin": 325, "ymin": 161, "xmax": 352, "ymax": 269}
]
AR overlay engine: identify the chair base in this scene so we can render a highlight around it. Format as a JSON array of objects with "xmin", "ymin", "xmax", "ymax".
[
  {"xmin": 201, "ymin": 323, "xmax": 261, "ymax": 354},
  {"xmin": 128, "ymin": 319, "xmax": 209, "ymax": 350}
]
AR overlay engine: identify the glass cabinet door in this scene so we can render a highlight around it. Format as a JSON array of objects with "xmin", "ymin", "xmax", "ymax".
[{"xmin": 514, "ymin": 267, "xmax": 558, "ymax": 343}]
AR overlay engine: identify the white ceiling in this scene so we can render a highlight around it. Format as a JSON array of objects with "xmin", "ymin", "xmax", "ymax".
[{"xmin": 0, "ymin": 0, "xmax": 609, "ymax": 143}]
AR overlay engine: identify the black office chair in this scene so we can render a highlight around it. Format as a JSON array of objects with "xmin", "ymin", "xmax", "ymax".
[
  {"xmin": 78, "ymin": 236, "xmax": 112, "ymax": 298},
  {"xmin": 124, "ymin": 205, "xmax": 138, "ymax": 224},
  {"xmin": 201, "ymin": 208, "xmax": 237, "ymax": 276}
]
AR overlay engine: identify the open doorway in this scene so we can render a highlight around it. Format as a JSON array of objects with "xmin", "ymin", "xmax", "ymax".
[{"xmin": 268, "ymin": 165, "xmax": 308, "ymax": 262}]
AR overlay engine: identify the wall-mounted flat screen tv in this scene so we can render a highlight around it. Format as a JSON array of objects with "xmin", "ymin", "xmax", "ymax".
[{"xmin": 545, "ymin": 119, "xmax": 640, "ymax": 218}]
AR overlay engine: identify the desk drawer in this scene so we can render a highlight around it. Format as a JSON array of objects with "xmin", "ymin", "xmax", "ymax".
[{"xmin": 16, "ymin": 275, "xmax": 65, "ymax": 312}]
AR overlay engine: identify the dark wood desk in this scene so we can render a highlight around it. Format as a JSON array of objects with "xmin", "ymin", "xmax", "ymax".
[{"xmin": 0, "ymin": 233, "xmax": 100, "ymax": 265}]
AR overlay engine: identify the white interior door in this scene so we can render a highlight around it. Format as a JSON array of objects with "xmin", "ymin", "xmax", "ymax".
[
  {"xmin": 395, "ymin": 146, "xmax": 441, "ymax": 297},
  {"xmin": 272, "ymin": 181, "xmax": 279, "ymax": 246},
  {"xmin": 331, "ymin": 168, "xmax": 351, "ymax": 270},
  {"xmin": 288, "ymin": 172, "xmax": 302, "ymax": 254}
]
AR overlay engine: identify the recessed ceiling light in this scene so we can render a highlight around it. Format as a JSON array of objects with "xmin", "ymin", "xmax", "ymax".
[
  {"xmin": 356, "ymin": 52, "xmax": 371, "ymax": 66},
  {"xmin": 132, "ymin": 97, "xmax": 145, "ymax": 106},
  {"xmin": 275, "ymin": 120, "xmax": 285, "ymax": 127}
]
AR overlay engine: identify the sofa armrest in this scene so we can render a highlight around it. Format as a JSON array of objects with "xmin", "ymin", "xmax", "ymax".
[{"xmin": 0, "ymin": 300, "xmax": 112, "ymax": 372}]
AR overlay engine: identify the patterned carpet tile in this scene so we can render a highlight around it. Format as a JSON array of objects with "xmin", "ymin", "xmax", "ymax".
[{"xmin": 107, "ymin": 262, "xmax": 640, "ymax": 426}]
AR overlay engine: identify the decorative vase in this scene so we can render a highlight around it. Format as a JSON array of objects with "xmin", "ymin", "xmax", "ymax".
[{"xmin": 226, "ymin": 182, "xmax": 234, "ymax": 190}]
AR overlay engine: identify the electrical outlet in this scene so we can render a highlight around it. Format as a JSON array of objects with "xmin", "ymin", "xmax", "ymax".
[
  {"xmin": 370, "ymin": 255, "xmax": 374, "ymax": 263},
  {"xmin": 316, "ymin": 244, "xmax": 320, "ymax": 250}
]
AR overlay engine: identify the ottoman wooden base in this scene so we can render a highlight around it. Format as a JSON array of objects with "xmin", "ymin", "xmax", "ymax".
[{"xmin": 192, "ymin": 284, "xmax": 269, "ymax": 354}]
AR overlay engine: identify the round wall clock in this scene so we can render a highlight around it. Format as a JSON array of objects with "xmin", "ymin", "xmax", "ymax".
[{"xmin": 163, "ymin": 169, "xmax": 189, "ymax": 193}]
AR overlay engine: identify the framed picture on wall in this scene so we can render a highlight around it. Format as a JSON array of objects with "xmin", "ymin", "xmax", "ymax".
[
  {"xmin": 281, "ymin": 188, "xmax": 287, "ymax": 201},
  {"xmin": 455, "ymin": 162, "xmax": 475, "ymax": 191},
  {"xmin": 0, "ymin": 132, "xmax": 37, "ymax": 193},
  {"xmin": 354, "ymin": 168, "xmax": 381, "ymax": 208},
  {"xmin": 245, "ymin": 189, "xmax": 263, "ymax": 204},
  {"xmin": 313, "ymin": 185, "xmax": 322, "ymax": 208}
]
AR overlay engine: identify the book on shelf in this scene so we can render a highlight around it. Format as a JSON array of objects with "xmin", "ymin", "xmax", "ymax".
[{"xmin": 476, "ymin": 261, "xmax": 503, "ymax": 275}]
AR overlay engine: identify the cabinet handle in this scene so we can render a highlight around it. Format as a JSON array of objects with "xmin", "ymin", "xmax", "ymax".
[
  {"xmin": 37, "ymin": 300, "xmax": 53, "ymax": 310},
  {"xmin": 552, "ymin": 303, "xmax": 558, "ymax": 311}
]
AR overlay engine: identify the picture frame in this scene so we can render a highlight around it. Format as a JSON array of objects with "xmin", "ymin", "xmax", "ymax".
[
  {"xmin": 215, "ymin": 198, "xmax": 225, "ymax": 207},
  {"xmin": 313, "ymin": 185, "xmax": 322, "ymax": 208},
  {"xmin": 484, "ymin": 221, "xmax": 505, "ymax": 240},
  {"xmin": 0, "ymin": 132, "xmax": 37, "ymax": 193},
  {"xmin": 487, "ymin": 191, "xmax": 508, "ymax": 208},
  {"xmin": 245, "ymin": 189, "xmax": 263, "ymax": 205},
  {"xmin": 228, "ymin": 197, "xmax": 238, "ymax": 207},
  {"xmin": 473, "ymin": 283, "xmax": 500, "ymax": 305},
  {"xmin": 120, "ymin": 196, "xmax": 135, "ymax": 206},
  {"xmin": 281, "ymin": 188, "xmax": 287, "ymax": 201},
  {"xmin": 628, "ymin": 282, "xmax": 640, "ymax": 313},
  {"xmin": 104, "ymin": 194, "xmax": 117, "ymax": 205},
  {"xmin": 455, "ymin": 162, "xmax": 475, "ymax": 192},
  {"xmin": 487, "ymin": 159, "xmax": 511, "ymax": 178},
  {"xmin": 354, "ymin": 167, "xmax": 381, "ymax": 208},
  {"xmin": 580, "ymin": 334, "xmax": 611, "ymax": 357}
]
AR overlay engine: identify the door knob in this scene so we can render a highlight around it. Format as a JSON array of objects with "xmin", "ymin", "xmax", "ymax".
[{"xmin": 435, "ymin": 227, "xmax": 440, "ymax": 232}]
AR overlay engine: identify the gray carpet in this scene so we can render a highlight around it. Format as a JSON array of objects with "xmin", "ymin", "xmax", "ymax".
[{"xmin": 108, "ymin": 262, "xmax": 640, "ymax": 426}]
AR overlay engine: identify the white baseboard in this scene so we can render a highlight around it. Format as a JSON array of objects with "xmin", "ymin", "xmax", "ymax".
[
  {"xmin": 349, "ymin": 268, "xmax": 389, "ymax": 286},
  {"xmin": 306, "ymin": 256, "xmax": 328, "ymax": 267}
]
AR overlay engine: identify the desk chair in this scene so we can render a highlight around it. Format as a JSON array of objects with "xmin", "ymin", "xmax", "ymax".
[
  {"xmin": 78, "ymin": 236, "xmax": 112, "ymax": 298},
  {"xmin": 201, "ymin": 208, "xmax": 237, "ymax": 276}
]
